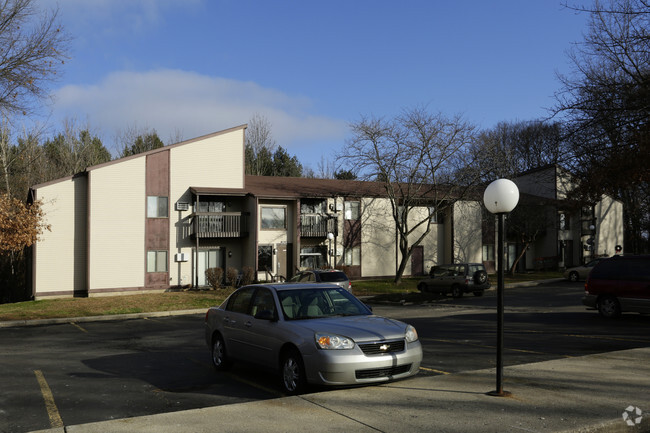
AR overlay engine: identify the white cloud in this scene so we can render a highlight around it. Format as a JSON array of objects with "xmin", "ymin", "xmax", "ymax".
[{"xmin": 51, "ymin": 69, "xmax": 348, "ymax": 157}]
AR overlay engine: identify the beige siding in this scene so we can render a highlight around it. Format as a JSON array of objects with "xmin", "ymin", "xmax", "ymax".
[
  {"xmin": 360, "ymin": 197, "xmax": 396, "ymax": 276},
  {"xmin": 453, "ymin": 201, "xmax": 482, "ymax": 263},
  {"xmin": 88, "ymin": 157, "xmax": 146, "ymax": 291},
  {"xmin": 595, "ymin": 195, "xmax": 624, "ymax": 256},
  {"xmin": 33, "ymin": 177, "xmax": 87, "ymax": 297},
  {"xmin": 169, "ymin": 129, "xmax": 245, "ymax": 285}
]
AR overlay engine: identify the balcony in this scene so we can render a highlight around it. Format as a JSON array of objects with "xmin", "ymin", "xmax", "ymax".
[
  {"xmin": 300, "ymin": 215, "xmax": 338, "ymax": 238},
  {"xmin": 190, "ymin": 212, "xmax": 249, "ymax": 238}
]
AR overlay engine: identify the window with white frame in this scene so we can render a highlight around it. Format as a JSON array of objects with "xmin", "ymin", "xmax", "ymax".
[
  {"xmin": 147, "ymin": 196, "xmax": 168, "ymax": 218},
  {"xmin": 344, "ymin": 201, "xmax": 360, "ymax": 220},
  {"xmin": 482, "ymin": 245, "xmax": 495, "ymax": 262},
  {"xmin": 344, "ymin": 246, "xmax": 360, "ymax": 266},
  {"xmin": 261, "ymin": 207, "xmax": 286, "ymax": 229},
  {"xmin": 147, "ymin": 250, "xmax": 168, "ymax": 272}
]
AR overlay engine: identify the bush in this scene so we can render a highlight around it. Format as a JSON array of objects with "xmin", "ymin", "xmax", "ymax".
[
  {"xmin": 205, "ymin": 267, "xmax": 223, "ymax": 290},
  {"xmin": 226, "ymin": 267, "xmax": 239, "ymax": 287},
  {"xmin": 241, "ymin": 266, "xmax": 255, "ymax": 286}
]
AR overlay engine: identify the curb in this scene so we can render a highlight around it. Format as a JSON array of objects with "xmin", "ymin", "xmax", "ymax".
[{"xmin": 0, "ymin": 308, "xmax": 207, "ymax": 329}]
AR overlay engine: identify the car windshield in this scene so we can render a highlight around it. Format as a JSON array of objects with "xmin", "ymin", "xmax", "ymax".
[
  {"xmin": 277, "ymin": 287, "xmax": 370, "ymax": 320},
  {"xmin": 318, "ymin": 271, "xmax": 347, "ymax": 282}
]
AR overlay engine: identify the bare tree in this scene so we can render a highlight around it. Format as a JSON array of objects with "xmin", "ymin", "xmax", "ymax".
[
  {"xmin": 339, "ymin": 106, "xmax": 480, "ymax": 283},
  {"xmin": 0, "ymin": 0, "xmax": 69, "ymax": 117},
  {"xmin": 557, "ymin": 0, "xmax": 650, "ymax": 253},
  {"xmin": 245, "ymin": 113, "xmax": 277, "ymax": 176}
]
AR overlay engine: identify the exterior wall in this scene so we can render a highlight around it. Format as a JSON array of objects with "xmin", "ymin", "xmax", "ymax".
[
  {"xmin": 88, "ymin": 157, "xmax": 146, "ymax": 293},
  {"xmin": 168, "ymin": 128, "xmax": 246, "ymax": 287},
  {"xmin": 453, "ymin": 201, "xmax": 482, "ymax": 263},
  {"xmin": 595, "ymin": 195, "xmax": 624, "ymax": 257},
  {"xmin": 360, "ymin": 197, "xmax": 396, "ymax": 277},
  {"xmin": 32, "ymin": 176, "xmax": 87, "ymax": 298}
]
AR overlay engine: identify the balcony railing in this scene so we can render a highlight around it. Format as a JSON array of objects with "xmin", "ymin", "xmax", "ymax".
[
  {"xmin": 300, "ymin": 215, "xmax": 338, "ymax": 238},
  {"xmin": 190, "ymin": 212, "xmax": 249, "ymax": 238}
]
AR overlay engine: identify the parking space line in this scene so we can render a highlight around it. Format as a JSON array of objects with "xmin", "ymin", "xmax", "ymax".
[
  {"xmin": 69, "ymin": 322, "xmax": 88, "ymax": 333},
  {"xmin": 34, "ymin": 370, "xmax": 63, "ymax": 428}
]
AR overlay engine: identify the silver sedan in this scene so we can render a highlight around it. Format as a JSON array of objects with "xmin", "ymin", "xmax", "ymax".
[{"xmin": 205, "ymin": 283, "xmax": 423, "ymax": 394}]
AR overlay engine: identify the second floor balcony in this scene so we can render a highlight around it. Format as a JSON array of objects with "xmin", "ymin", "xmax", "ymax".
[
  {"xmin": 300, "ymin": 215, "xmax": 338, "ymax": 238},
  {"xmin": 190, "ymin": 212, "xmax": 249, "ymax": 238}
]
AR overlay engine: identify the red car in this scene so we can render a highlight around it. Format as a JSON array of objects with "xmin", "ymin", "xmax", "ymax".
[{"xmin": 582, "ymin": 255, "xmax": 650, "ymax": 318}]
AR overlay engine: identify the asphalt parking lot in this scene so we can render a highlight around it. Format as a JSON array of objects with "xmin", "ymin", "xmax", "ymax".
[{"xmin": 1, "ymin": 281, "xmax": 649, "ymax": 433}]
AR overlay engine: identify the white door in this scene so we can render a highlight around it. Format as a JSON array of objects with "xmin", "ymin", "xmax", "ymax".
[{"xmin": 196, "ymin": 249, "xmax": 223, "ymax": 286}]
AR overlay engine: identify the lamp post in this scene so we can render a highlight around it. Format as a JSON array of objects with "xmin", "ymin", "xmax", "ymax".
[
  {"xmin": 327, "ymin": 232, "xmax": 334, "ymax": 268},
  {"xmin": 483, "ymin": 179, "xmax": 519, "ymax": 397}
]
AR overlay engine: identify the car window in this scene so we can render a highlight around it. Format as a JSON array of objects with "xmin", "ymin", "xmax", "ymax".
[
  {"xmin": 318, "ymin": 271, "xmax": 348, "ymax": 283},
  {"xmin": 431, "ymin": 266, "xmax": 446, "ymax": 277},
  {"xmin": 590, "ymin": 260, "xmax": 620, "ymax": 280},
  {"xmin": 250, "ymin": 288, "xmax": 276, "ymax": 317},
  {"xmin": 227, "ymin": 288, "xmax": 255, "ymax": 314},
  {"xmin": 277, "ymin": 288, "xmax": 370, "ymax": 320},
  {"xmin": 289, "ymin": 274, "xmax": 301, "ymax": 282},
  {"xmin": 457, "ymin": 266, "xmax": 466, "ymax": 275},
  {"xmin": 620, "ymin": 259, "xmax": 650, "ymax": 282},
  {"xmin": 468, "ymin": 264, "xmax": 484, "ymax": 274}
]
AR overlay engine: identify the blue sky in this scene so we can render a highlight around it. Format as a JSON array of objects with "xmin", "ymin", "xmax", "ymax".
[{"xmin": 37, "ymin": 0, "xmax": 589, "ymax": 172}]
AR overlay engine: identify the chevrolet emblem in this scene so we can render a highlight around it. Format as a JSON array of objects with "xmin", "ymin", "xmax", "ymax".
[{"xmin": 379, "ymin": 344, "xmax": 389, "ymax": 351}]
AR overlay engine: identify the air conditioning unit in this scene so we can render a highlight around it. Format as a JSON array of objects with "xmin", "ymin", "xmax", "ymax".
[
  {"xmin": 175, "ymin": 202, "xmax": 189, "ymax": 211},
  {"xmin": 175, "ymin": 253, "xmax": 188, "ymax": 262}
]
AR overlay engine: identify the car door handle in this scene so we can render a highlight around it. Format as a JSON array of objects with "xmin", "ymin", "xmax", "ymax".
[
  {"xmin": 244, "ymin": 321, "xmax": 252, "ymax": 328},
  {"xmin": 223, "ymin": 317, "xmax": 234, "ymax": 325}
]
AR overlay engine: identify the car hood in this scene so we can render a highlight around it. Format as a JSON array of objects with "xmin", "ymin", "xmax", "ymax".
[{"xmin": 289, "ymin": 315, "xmax": 409, "ymax": 342}]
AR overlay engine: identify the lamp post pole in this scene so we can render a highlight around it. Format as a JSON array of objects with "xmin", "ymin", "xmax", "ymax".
[
  {"xmin": 483, "ymin": 179, "xmax": 519, "ymax": 397},
  {"xmin": 327, "ymin": 232, "xmax": 334, "ymax": 269}
]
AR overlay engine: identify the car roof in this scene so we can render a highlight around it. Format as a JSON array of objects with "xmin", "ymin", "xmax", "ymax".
[{"xmin": 240, "ymin": 282, "xmax": 342, "ymax": 292}]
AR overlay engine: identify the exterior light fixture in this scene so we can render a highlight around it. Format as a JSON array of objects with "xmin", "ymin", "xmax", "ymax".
[{"xmin": 483, "ymin": 178, "xmax": 519, "ymax": 397}]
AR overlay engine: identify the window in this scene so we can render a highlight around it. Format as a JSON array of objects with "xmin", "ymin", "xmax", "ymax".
[
  {"xmin": 261, "ymin": 207, "xmax": 286, "ymax": 229},
  {"xmin": 147, "ymin": 196, "xmax": 168, "ymax": 218},
  {"xmin": 258, "ymin": 245, "xmax": 273, "ymax": 271},
  {"xmin": 344, "ymin": 246, "xmax": 360, "ymax": 266},
  {"xmin": 483, "ymin": 244, "xmax": 495, "ymax": 262},
  {"xmin": 344, "ymin": 201, "xmax": 360, "ymax": 220},
  {"xmin": 147, "ymin": 250, "xmax": 168, "ymax": 272},
  {"xmin": 251, "ymin": 288, "xmax": 276, "ymax": 317},
  {"xmin": 227, "ymin": 288, "xmax": 254, "ymax": 314},
  {"xmin": 197, "ymin": 201, "xmax": 224, "ymax": 213},
  {"xmin": 299, "ymin": 246, "xmax": 327, "ymax": 268},
  {"xmin": 429, "ymin": 206, "xmax": 441, "ymax": 223},
  {"xmin": 558, "ymin": 212, "xmax": 570, "ymax": 231},
  {"xmin": 301, "ymin": 199, "xmax": 326, "ymax": 214}
]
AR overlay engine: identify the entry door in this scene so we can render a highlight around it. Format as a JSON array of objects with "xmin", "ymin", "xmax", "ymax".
[
  {"xmin": 411, "ymin": 246, "xmax": 424, "ymax": 276},
  {"xmin": 276, "ymin": 244, "xmax": 287, "ymax": 279},
  {"xmin": 196, "ymin": 249, "xmax": 224, "ymax": 286}
]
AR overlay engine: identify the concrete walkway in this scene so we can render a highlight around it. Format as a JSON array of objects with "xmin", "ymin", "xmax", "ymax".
[{"xmin": 31, "ymin": 347, "xmax": 650, "ymax": 433}]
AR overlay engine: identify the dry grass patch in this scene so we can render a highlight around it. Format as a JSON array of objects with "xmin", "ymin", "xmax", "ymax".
[{"xmin": 0, "ymin": 290, "xmax": 235, "ymax": 322}]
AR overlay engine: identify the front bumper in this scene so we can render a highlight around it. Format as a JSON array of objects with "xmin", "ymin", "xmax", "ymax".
[{"xmin": 302, "ymin": 340, "xmax": 423, "ymax": 386}]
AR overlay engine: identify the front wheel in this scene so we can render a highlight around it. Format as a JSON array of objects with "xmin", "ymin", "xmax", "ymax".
[
  {"xmin": 281, "ymin": 349, "xmax": 307, "ymax": 395},
  {"xmin": 568, "ymin": 271, "xmax": 579, "ymax": 282},
  {"xmin": 598, "ymin": 296, "xmax": 621, "ymax": 318},
  {"xmin": 451, "ymin": 285, "xmax": 463, "ymax": 298}
]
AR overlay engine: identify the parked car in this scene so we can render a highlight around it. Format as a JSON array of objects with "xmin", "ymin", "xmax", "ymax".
[
  {"xmin": 205, "ymin": 283, "xmax": 422, "ymax": 394},
  {"xmin": 564, "ymin": 258, "xmax": 605, "ymax": 282},
  {"xmin": 582, "ymin": 255, "xmax": 650, "ymax": 318},
  {"xmin": 289, "ymin": 269, "xmax": 352, "ymax": 291},
  {"xmin": 417, "ymin": 263, "xmax": 490, "ymax": 297}
]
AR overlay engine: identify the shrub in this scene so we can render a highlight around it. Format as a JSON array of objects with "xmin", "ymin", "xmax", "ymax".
[
  {"xmin": 226, "ymin": 267, "xmax": 239, "ymax": 287},
  {"xmin": 241, "ymin": 266, "xmax": 255, "ymax": 286},
  {"xmin": 205, "ymin": 267, "xmax": 223, "ymax": 290}
]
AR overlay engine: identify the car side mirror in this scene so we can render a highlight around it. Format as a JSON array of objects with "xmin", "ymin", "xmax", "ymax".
[{"xmin": 254, "ymin": 310, "xmax": 276, "ymax": 321}]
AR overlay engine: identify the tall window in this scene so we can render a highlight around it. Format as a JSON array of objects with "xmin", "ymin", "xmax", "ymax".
[
  {"xmin": 344, "ymin": 246, "xmax": 360, "ymax": 266},
  {"xmin": 344, "ymin": 201, "xmax": 360, "ymax": 220},
  {"xmin": 147, "ymin": 250, "xmax": 168, "ymax": 272},
  {"xmin": 147, "ymin": 196, "xmax": 168, "ymax": 218},
  {"xmin": 482, "ymin": 245, "xmax": 495, "ymax": 262},
  {"xmin": 558, "ymin": 212, "xmax": 570, "ymax": 231},
  {"xmin": 258, "ymin": 245, "xmax": 273, "ymax": 271},
  {"xmin": 261, "ymin": 207, "xmax": 286, "ymax": 229}
]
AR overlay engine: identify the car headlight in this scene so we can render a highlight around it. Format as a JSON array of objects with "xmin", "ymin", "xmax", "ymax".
[
  {"xmin": 405, "ymin": 325, "xmax": 418, "ymax": 343},
  {"xmin": 315, "ymin": 333, "xmax": 355, "ymax": 350}
]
